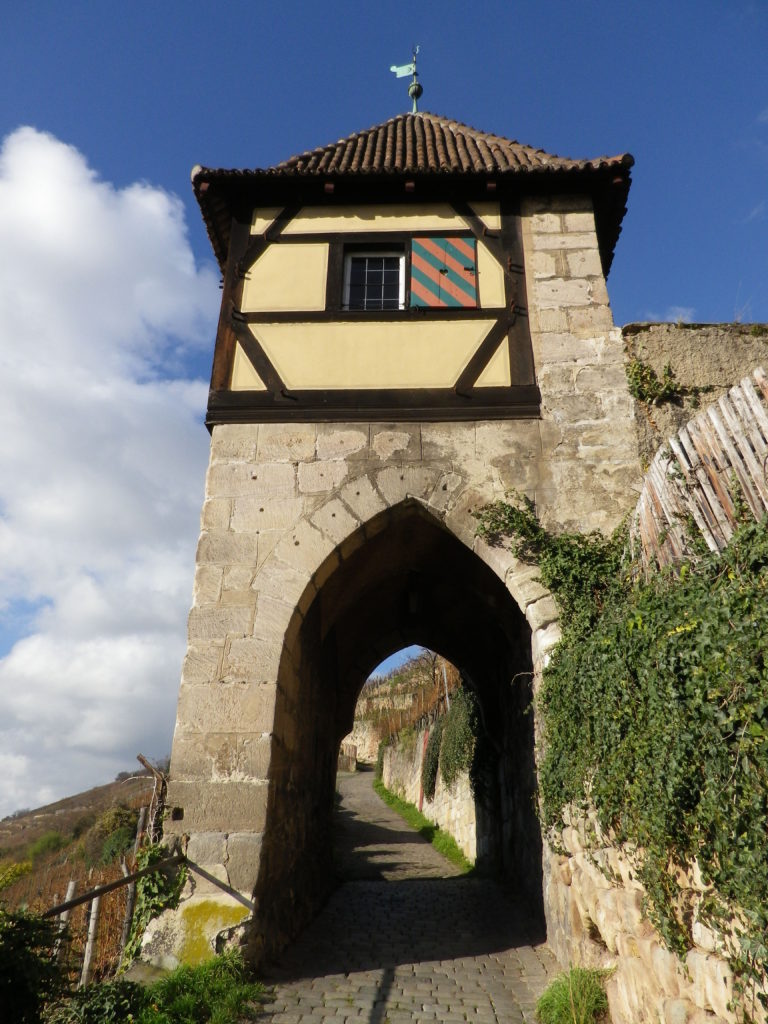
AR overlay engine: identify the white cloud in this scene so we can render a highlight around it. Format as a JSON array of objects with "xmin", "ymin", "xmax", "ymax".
[
  {"xmin": 664, "ymin": 306, "xmax": 695, "ymax": 323},
  {"xmin": 0, "ymin": 128, "xmax": 218, "ymax": 817},
  {"xmin": 758, "ymin": 106, "xmax": 768, "ymax": 125}
]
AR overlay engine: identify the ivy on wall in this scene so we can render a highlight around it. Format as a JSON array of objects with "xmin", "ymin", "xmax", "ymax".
[
  {"xmin": 476, "ymin": 497, "xmax": 768, "ymax": 1014},
  {"xmin": 420, "ymin": 688, "xmax": 486, "ymax": 802},
  {"xmin": 421, "ymin": 720, "xmax": 444, "ymax": 802}
]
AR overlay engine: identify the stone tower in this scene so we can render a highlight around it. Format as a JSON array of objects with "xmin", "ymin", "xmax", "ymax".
[{"xmin": 157, "ymin": 113, "xmax": 641, "ymax": 964}]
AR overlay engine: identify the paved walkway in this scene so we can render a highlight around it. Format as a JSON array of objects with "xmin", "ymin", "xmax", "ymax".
[{"xmin": 256, "ymin": 769, "xmax": 557, "ymax": 1023}]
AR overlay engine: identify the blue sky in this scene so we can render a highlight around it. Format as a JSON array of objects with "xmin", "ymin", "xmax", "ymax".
[{"xmin": 0, "ymin": 0, "xmax": 766, "ymax": 813}]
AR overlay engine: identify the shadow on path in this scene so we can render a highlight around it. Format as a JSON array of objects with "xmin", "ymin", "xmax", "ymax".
[{"xmin": 262, "ymin": 769, "xmax": 549, "ymax": 991}]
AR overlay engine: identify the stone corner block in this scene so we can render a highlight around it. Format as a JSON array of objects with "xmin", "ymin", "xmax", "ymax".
[
  {"xmin": 226, "ymin": 832, "xmax": 264, "ymax": 894},
  {"xmin": 165, "ymin": 780, "xmax": 268, "ymax": 833}
]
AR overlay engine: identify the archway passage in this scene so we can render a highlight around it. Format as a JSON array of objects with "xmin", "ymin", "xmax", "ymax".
[{"xmin": 250, "ymin": 500, "xmax": 543, "ymax": 960}]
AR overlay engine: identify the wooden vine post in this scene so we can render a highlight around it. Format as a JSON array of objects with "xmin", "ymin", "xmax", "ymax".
[
  {"xmin": 119, "ymin": 804, "xmax": 148, "ymax": 960},
  {"xmin": 54, "ymin": 879, "xmax": 76, "ymax": 960},
  {"xmin": 78, "ymin": 895, "xmax": 101, "ymax": 988}
]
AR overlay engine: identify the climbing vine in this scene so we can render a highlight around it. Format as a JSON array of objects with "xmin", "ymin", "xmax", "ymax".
[
  {"xmin": 421, "ymin": 688, "xmax": 488, "ymax": 802},
  {"xmin": 476, "ymin": 494, "xmax": 625, "ymax": 636},
  {"xmin": 439, "ymin": 688, "xmax": 479, "ymax": 790},
  {"xmin": 120, "ymin": 843, "xmax": 186, "ymax": 968},
  {"xmin": 475, "ymin": 496, "xmax": 768, "ymax": 1014},
  {"xmin": 421, "ymin": 719, "xmax": 444, "ymax": 802}
]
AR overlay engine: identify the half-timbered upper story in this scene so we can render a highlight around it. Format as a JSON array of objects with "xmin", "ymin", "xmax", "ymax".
[{"xmin": 193, "ymin": 113, "xmax": 632, "ymax": 425}]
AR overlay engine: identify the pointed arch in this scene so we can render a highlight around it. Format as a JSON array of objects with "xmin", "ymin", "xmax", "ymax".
[{"xmin": 247, "ymin": 494, "xmax": 549, "ymax": 961}]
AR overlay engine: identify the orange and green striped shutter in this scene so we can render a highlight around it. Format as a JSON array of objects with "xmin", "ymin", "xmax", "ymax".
[{"xmin": 410, "ymin": 236, "xmax": 478, "ymax": 308}]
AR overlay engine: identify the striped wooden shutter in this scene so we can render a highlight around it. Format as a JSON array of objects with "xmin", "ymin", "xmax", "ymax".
[{"xmin": 410, "ymin": 236, "xmax": 478, "ymax": 308}]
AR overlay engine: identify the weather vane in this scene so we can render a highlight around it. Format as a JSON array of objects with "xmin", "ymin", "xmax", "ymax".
[{"xmin": 390, "ymin": 45, "xmax": 423, "ymax": 113}]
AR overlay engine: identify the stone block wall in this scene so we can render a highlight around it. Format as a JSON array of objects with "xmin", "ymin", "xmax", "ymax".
[
  {"xmin": 623, "ymin": 321, "xmax": 768, "ymax": 466},
  {"xmin": 381, "ymin": 727, "xmax": 480, "ymax": 862},
  {"xmin": 543, "ymin": 812, "xmax": 768, "ymax": 1023},
  {"xmin": 156, "ymin": 193, "xmax": 644, "ymax": 966}
]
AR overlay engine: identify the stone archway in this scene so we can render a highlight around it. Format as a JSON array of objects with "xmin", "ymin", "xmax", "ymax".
[
  {"xmin": 244, "ymin": 497, "xmax": 547, "ymax": 962},
  {"xmin": 160, "ymin": 412, "xmax": 635, "ymax": 968}
]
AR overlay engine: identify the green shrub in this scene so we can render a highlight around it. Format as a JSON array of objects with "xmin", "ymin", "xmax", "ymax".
[
  {"xmin": 47, "ymin": 978, "xmax": 148, "ymax": 1024},
  {"xmin": 0, "ymin": 908, "xmax": 70, "ymax": 1023},
  {"xmin": 27, "ymin": 831, "xmax": 66, "ymax": 860},
  {"xmin": 626, "ymin": 358, "xmax": 678, "ymax": 405},
  {"xmin": 100, "ymin": 826, "xmax": 135, "ymax": 865},
  {"xmin": 421, "ymin": 719, "xmax": 444, "ymax": 801},
  {"xmin": 536, "ymin": 967, "xmax": 609, "ymax": 1024},
  {"xmin": 48, "ymin": 949, "xmax": 265, "ymax": 1024},
  {"xmin": 81, "ymin": 807, "xmax": 137, "ymax": 867},
  {"xmin": 0, "ymin": 860, "xmax": 32, "ymax": 891}
]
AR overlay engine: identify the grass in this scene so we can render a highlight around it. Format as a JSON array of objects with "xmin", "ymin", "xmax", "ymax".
[
  {"xmin": 47, "ymin": 949, "xmax": 267, "ymax": 1023},
  {"xmin": 535, "ymin": 967, "xmax": 610, "ymax": 1024},
  {"xmin": 372, "ymin": 777, "xmax": 474, "ymax": 873}
]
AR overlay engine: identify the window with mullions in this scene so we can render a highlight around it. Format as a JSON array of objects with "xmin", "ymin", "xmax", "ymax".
[{"xmin": 343, "ymin": 251, "xmax": 405, "ymax": 310}]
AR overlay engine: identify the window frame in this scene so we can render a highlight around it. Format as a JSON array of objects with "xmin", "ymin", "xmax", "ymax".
[{"xmin": 341, "ymin": 247, "xmax": 406, "ymax": 311}]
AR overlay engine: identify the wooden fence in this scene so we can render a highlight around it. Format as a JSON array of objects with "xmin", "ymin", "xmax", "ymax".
[{"xmin": 631, "ymin": 367, "xmax": 768, "ymax": 572}]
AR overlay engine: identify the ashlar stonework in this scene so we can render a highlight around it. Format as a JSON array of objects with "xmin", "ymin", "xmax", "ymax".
[{"xmin": 148, "ymin": 194, "xmax": 640, "ymax": 967}]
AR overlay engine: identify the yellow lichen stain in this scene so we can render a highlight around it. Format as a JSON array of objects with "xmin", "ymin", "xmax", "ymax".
[{"xmin": 178, "ymin": 899, "xmax": 250, "ymax": 965}]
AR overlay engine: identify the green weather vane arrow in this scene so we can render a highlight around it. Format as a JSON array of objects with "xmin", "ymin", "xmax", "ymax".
[{"xmin": 390, "ymin": 45, "xmax": 423, "ymax": 113}]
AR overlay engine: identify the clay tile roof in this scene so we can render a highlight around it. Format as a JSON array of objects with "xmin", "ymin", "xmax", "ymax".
[
  {"xmin": 193, "ymin": 112, "xmax": 633, "ymax": 273},
  {"xmin": 263, "ymin": 112, "xmax": 630, "ymax": 177}
]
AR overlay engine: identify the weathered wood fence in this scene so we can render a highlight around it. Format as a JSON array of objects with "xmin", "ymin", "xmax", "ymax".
[{"xmin": 631, "ymin": 367, "xmax": 768, "ymax": 571}]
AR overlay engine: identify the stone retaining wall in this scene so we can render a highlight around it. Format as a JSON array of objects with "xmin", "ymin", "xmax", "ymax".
[
  {"xmin": 381, "ymin": 726, "xmax": 480, "ymax": 862},
  {"xmin": 543, "ymin": 810, "xmax": 766, "ymax": 1023},
  {"xmin": 623, "ymin": 321, "xmax": 768, "ymax": 466}
]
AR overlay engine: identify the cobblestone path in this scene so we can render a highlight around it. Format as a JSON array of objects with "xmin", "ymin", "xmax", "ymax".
[{"xmin": 256, "ymin": 769, "xmax": 557, "ymax": 1023}]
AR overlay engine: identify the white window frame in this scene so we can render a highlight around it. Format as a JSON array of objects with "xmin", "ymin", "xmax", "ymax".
[{"xmin": 342, "ymin": 249, "xmax": 405, "ymax": 311}]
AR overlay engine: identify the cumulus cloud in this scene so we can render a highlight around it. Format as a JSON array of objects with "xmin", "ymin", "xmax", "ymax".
[{"xmin": 0, "ymin": 128, "xmax": 218, "ymax": 817}]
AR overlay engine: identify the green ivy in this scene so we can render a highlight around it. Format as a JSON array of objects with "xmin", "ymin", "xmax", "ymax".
[
  {"xmin": 475, "ymin": 497, "xmax": 768, "ymax": 1012},
  {"xmin": 421, "ymin": 719, "xmax": 444, "ymax": 802},
  {"xmin": 476, "ymin": 494, "xmax": 625, "ymax": 636},
  {"xmin": 440, "ymin": 689, "xmax": 478, "ymax": 790},
  {"xmin": 120, "ymin": 843, "xmax": 187, "ymax": 968}
]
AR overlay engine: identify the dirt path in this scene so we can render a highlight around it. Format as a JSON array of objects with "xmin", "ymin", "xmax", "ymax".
[{"xmin": 255, "ymin": 768, "xmax": 557, "ymax": 1023}]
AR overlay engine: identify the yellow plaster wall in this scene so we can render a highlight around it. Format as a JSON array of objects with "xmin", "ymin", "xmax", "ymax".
[
  {"xmin": 242, "ymin": 243, "xmax": 329, "ymax": 312},
  {"xmin": 279, "ymin": 202, "xmax": 501, "ymax": 235},
  {"xmin": 231, "ymin": 341, "xmax": 267, "ymax": 390},
  {"xmin": 476, "ymin": 240, "xmax": 505, "ymax": 307},
  {"xmin": 250, "ymin": 208, "xmax": 282, "ymax": 235},
  {"xmin": 476, "ymin": 342, "xmax": 511, "ymax": 387},
  {"xmin": 250, "ymin": 320, "xmax": 498, "ymax": 389}
]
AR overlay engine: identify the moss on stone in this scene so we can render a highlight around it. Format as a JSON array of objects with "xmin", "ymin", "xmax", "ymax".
[{"xmin": 178, "ymin": 898, "xmax": 249, "ymax": 965}]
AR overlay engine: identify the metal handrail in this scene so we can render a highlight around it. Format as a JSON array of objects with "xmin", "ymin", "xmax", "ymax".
[{"xmin": 42, "ymin": 854, "xmax": 254, "ymax": 919}]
